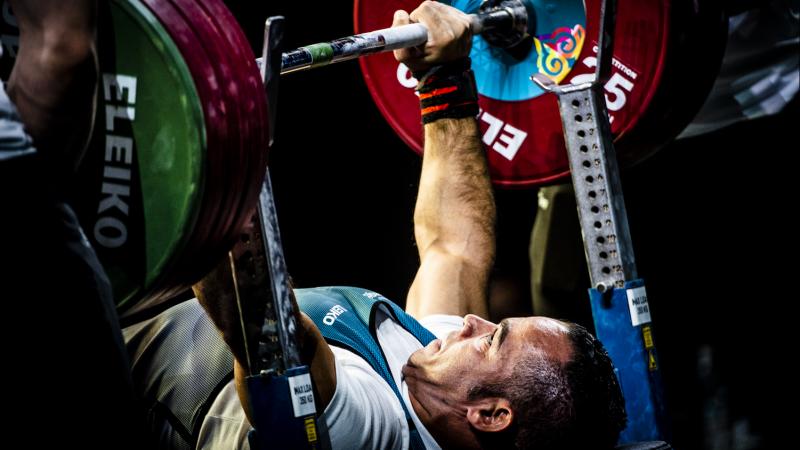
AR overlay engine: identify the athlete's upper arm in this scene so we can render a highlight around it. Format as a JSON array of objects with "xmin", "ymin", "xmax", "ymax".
[{"xmin": 405, "ymin": 245, "xmax": 489, "ymax": 319}]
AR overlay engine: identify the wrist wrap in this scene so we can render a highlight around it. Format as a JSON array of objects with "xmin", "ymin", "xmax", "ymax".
[{"xmin": 413, "ymin": 58, "xmax": 479, "ymax": 124}]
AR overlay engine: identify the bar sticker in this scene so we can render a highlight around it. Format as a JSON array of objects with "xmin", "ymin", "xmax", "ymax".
[
  {"xmin": 288, "ymin": 373, "xmax": 316, "ymax": 417},
  {"xmin": 626, "ymin": 286, "xmax": 651, "ymax": 326}
]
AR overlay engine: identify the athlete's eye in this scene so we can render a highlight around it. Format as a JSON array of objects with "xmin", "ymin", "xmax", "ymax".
[{"xmin": 482, "ymin": 333, "xmax": 494, "ymax": 353}]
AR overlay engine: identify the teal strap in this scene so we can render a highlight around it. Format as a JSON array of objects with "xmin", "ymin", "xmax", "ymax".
[{"xmin": 297, "ymin": 287, "xmax": 435, "ymax": 449}]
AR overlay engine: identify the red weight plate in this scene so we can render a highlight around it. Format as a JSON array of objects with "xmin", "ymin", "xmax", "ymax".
[
  {"xmin": 202, "ymin": 0, "xmax": 269, "ymax": 199},
  {"xmin": 356, "ymin": 0, "xmax": 671, "ymax": 187},
  {"xmin": 142, "ymin": 0, "xmax": 228, "ymax": 240},
  {"xmin": 198, "ymin": 0, "xmax": 269, "ymax": 245},
  {"xmin": 613, "ymin": 1, "xmax": 727, "ymax": 163},
  {"xmin": 140, "ymin": 0, "xmax": 269, "ymax": 307},
  {"xmin": 136, "ymin": 0, "xmax": 236, "ymax": 309},
  {"xmin": 171, "ymin": 0, "xmax": 246, "ymax": 259}
]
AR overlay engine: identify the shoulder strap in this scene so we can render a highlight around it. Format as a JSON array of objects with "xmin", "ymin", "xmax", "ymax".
[{"xmin": 296, "ymin": 287, "xmax": 435, "ymax": 449}]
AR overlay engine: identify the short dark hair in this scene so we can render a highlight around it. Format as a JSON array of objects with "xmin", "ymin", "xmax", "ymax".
[{"xmin": 468, "ymin": 323, "xmax": 626, "ymax": 450}]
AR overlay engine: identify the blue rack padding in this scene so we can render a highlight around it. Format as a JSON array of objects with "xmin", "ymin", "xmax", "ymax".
[
  {"xmin": 589, "ymin": 279, "xmax": 670, "ymax": 443},
  {"xmin": 246, "ymin": 366, "xmax": 325, "ymax": 450}
]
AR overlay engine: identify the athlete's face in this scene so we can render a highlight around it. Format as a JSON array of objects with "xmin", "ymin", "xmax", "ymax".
[{"xmin": 404, "ymin": 314, "xmax": 573, "ymax": 401}]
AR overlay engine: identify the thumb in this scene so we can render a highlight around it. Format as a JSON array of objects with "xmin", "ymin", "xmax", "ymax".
[
  {"xmin": 393, "ymin": 10, "xmax": 415, "ymax": 63},
  {"xmin": 392, "ymin": 9, "xmax": 410, "ymax": 27}
]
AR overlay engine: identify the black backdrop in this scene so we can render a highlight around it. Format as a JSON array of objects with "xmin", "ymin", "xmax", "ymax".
[
  {"xmin": 226, "ymin": 2, "xmax": 790, "ymax": 448},
  {"xmin": 227, "ymin": 2, "xmax": 423, "ymax": 298}
]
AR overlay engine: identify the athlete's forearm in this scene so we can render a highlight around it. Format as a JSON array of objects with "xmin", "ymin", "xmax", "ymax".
[
  {"xmin": 406, "ymin": 116, "xmax": 496, "ymax": 317},
  {"xmin": 414, "ymin": 117, "xmax": 496, "ymax": 278}
]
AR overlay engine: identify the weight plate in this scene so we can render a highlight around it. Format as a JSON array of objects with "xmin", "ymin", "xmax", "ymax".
[
  {"xmin": 171, "ymin": 0, "xmax": 245, "ymax": 260},
  {"xmin": 76, "ymin": 0, "xmax": 207, "ymax": 312},
  {"xmin": 129, "ymin": 0, "xmax": 268, "ymax": 316},
  {"xmin": 0, "ymin": 0, "xmax": 270, "ymax": 317},
  {"xmin": 190, "ymin": 0, "xmax": 266, "ymax": 252},
  {"xmin": 201, "ymin": 0, "xmax": 270, "ymax": 221},
  {"xmin": 356, "ymin": 0, "xmax": 672, "ymax": 186}
]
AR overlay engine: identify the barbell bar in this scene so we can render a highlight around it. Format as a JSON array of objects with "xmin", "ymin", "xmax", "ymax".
[{"xmin": 276, "ymin": 0, "xmax": 532, "ymax": 75}]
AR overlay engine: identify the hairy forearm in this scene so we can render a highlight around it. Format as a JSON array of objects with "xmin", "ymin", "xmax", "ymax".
[
  {"xmin": 7, "ymin": 0, "xmax": 98, "ymax": 167},
  {"xmin": 193, "ymin": 257, "xmax": 256, "ymax": 369},
  {"xmin": 405, "ymin": 117, "xmax": 496, "ymax": 318},
  {"xmin": 414, "ymin": 117, "xmax": 496, "ymax": 269}
]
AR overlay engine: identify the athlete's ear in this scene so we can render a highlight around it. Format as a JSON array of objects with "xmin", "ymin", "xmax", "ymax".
[{"xmin": 466, "ymin": 397, "xmax": 513, "ymax": 432}]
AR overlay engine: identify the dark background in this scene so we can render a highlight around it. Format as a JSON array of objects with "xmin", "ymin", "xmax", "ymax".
[{"xmin": 227, "ymin": 2, "xmax": 791, "ymax": 449}]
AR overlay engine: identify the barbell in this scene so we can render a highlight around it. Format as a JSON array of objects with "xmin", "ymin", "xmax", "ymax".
[
  {"xmin": 0, "ymin": 0, "xmax": 727, "ymax": 315},
  {"xmin": 279, "ymin": 0, "xmax": 534, "ymax": 75}
]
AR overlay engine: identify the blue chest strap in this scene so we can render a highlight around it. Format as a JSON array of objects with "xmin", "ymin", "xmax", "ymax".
[{"xmin": 296, "ymin": 287, "xmax": 436, "ymax": 450}]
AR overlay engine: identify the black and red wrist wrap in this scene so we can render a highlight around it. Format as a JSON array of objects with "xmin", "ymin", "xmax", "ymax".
[{"xmin": 413, "ymin": 58, "xmax": 479, "ymax": 124}]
